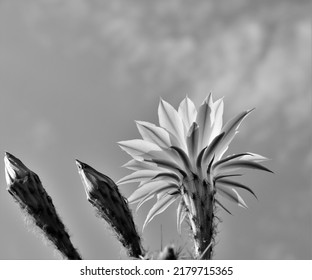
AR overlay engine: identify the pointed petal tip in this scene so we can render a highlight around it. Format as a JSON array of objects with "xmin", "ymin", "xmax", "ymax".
[
  {"xmin": 135, "ymin": 120, "xmax": 144, "ymax": 125},
  {"xmin": 117, "ymin": 140, "xmax": 127, "ymax": 147},
  {"xmin": 135, "ymin": 120, "xmax": 148, "ymax": 125},
  {"xmin": 239, "ymin": 203, "xmax": 248, "ymax": 209},
  {"xmin": 208, "ymin": 92, "xmax": 213, "ymax": 103},
  {"xmin": 262, "ymin": 165, "xmax": 274, "ymax": 173},
  {"xmin": 247, "ymin": 108, "xmax": 256, "ymax": 114},
  {"xmin": 121, "ymin": 162, "xmax": 128, "ymax": 168},
  {"xmin": 159, "ymin": 97, "xmax": 170, "ymax": 108},
  {"xmin": 202, "ymin": 93, "xmax": 212, "ymax": 104},
  {"xmin": 214, "ymin": 96, "xmax": 225, "ymax": 105}
]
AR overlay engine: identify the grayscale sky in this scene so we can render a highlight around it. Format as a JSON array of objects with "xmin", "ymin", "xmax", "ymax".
[{"xmin": 0, "ymin": 0, "xmax": 311, "ymax": 260}]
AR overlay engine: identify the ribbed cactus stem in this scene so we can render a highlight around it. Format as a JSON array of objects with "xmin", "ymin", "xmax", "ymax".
[
  {"xmin": 76, "ymin": 160, "xmax": 144, "ymax": 258},
  {"xmin": 4, "ymin": 152, "xmax": 81, "ymax": 260},
  {"xmin": 182, "ymin": 175, "xmax": 215, "ymax": 260}
]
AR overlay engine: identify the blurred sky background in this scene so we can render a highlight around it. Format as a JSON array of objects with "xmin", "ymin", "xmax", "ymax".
[{"xmin": 0, "ymin": 0, "xmax": 311, "ymax": 260}]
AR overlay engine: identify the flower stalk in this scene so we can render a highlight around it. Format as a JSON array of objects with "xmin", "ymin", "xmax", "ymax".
[
  {"xmin": 4, "ymin": 152, "xmax": 81, "ymax": 260},
  {"xmin": 182, "ymin": 176, "xmax": 215, "ymax": 259}
]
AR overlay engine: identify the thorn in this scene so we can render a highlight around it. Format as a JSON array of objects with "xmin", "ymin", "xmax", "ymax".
[
  {"xmin": 198, "ymin": 241, "xmax": 213, "ymax": 260},
  {"xmin": 160, "ymin": 224, "xmax": 163, "ymax": 251}
]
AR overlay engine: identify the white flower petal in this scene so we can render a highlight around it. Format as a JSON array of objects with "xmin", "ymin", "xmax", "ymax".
[
  {"xmin": 216, "ymin": 179, "xmax": 257, "ymax": 199},
  {"xmin": 201, "ymin": 132, "xmax": 225, "ymax": 172},
  {"xmin": 186, "ymin": 122, "xmax": 199, "ymax": 166},
  {"xmin": 143, "ymin": 192, "xmax": 179, "ymax": 230},
  {"xmin": 136, "ymin": 121, "xmax": 171, "ymax": 148},
  {"xmin": 176, "ymin": 198, "xmax": 187, "ymax": 234},
  {"xmin": 239, "ymin": 153, "xmax": 270, "ymax": 162},
  {"xmin": 128, "ymin": 181, "xmax": 178, "ymax": 204},
  {"xmin": 117, "ymin": 170, "xmax": 161, "ymax": 185},
  {"xmin": 158, "ymin": 98, "xmax": 186, "ymax": 149},
  {"xmin": 122, "ymin": 159, "xmax": 163, "ymax": 171},
  {"xmin": 151, "ymin": 171, "xmax": 181, "ymax": 183},
  {"xmin": 196, "ymin": 94, "xmax": 214, "ymax": 151},
  {"xmin": 216, "ymin": 185, "xmax": 248, "ymax": 209},
  {"xmin": 147, "ymin": 149, "xmax": 186, "ymax": 171},
  {"xmin": 215, "ymin": 131, "xmax": 238, "ymax": 160},
  {"xmin": 214, "ymin": 173, "xmax": 243, "ymax": 181},
  {"xmin": 178, "ymin": 96, "xmax": 197, "ymax": 132},
  {"xmin": 145, "ymin": 158, "xmax": 187, "ymax": 178},
  {"xmin": 209, "ymin": 98, "xmax": 224, "ymax": 143},
  {"xmin": 212, "ymin": 153, "xmax": 249, "ymax": 174},
  {"xmin": 217, "ymin": 159, "xmax": 273, "ymax": 174},
  {"xmin": 215, "ymin": 109, "xmax": 254, "ymax": 160},
  {"xmin": 170, "ymin": 146, "xmax": 193, "ymax": 173},
  {"xmin": 157, "ymin": 188, "xmax": 179, "ymax": 200},
  {"xmin": 136, "ymin": 195, "xmax": 154, "ymax": 211},
  {"xmin": 118, "ymin": 139, "xmax": 161, "ymax": 159}
]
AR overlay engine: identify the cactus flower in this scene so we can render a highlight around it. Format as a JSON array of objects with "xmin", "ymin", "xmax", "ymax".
[{"xmin": 118, "ymin": 94, "xmax": 272, "ymax": 259}]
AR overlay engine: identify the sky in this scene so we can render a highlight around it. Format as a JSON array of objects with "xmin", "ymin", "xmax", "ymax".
[{"xmin": 0, "ymin": 0, "xmax": 311, "ymax": 260}]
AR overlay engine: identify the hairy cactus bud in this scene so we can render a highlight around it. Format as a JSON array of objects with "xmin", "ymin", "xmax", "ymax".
[
  {"xmin": 76, "ymin": 159, "xmax": 144, "ymax": 258},
  {"xmin": 4, "ymin": 152, "xmax": 81, "ymax": 260}
]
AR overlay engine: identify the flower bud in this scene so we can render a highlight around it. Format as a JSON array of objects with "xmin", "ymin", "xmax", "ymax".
[
  {"xmin": 76, "ymin": 159, "xmax": 144, "ymax": 258},
  {"xmin": 4, "ymin": 152, "xmax": 81, "ymax": 260}
]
